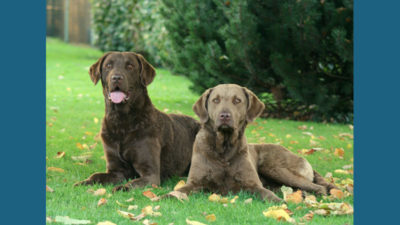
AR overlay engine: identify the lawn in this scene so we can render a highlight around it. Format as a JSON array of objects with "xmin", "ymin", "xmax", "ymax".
[{"xmin": 46, "ymin": 38, "xmax": 353, "ymax": 225}]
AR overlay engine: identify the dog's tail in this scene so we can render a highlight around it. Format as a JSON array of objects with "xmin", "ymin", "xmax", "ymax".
[{"xmin": 313, "ymin": 170, "xmax": 338, "ymax": 192}]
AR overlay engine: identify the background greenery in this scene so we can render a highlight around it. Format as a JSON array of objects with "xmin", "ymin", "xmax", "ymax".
[
  {"xmin": 46, "ymin": 38, "xmax": 353, "ymax": 224},
  {"xmin": 91, "ymin": 0, "xmax": 353, "ymax": 122}
]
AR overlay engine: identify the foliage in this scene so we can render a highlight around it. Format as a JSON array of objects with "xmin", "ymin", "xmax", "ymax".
[
  {"xmin": 161, "ymin": 0, "xmax": 353, "ymax": 122},
  {"xmin": 91, "ymin": 0, "xmax": 171, "ymax": 66}
]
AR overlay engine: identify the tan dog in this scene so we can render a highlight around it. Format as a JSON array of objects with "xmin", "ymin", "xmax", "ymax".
[{"xmin": 176, "ymin": 84, "xmax": 335, "ymax": 202}]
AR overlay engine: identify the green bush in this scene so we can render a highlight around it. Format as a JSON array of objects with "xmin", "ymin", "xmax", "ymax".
[
  {"xmin": 91, "ymin": 0, "xmax": 171, "ymax": 66},
  {"xmin": 161, "ymin": 0, "xmax": 353, "ymax": 122}
]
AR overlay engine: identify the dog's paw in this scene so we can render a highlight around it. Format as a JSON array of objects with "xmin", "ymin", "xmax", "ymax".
[
  {"xmin": 316, "ymin": 186, "xmax": 328, "ymax": 195},
  {"xmin": 73, "ymin": 180, "xmax": 92, "ymax": 187},
  {"xmin": 112, "ymin": 184, "xmax": 131, "ymax": 193}
]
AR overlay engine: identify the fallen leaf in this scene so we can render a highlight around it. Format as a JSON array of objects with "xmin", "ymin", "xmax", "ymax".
[
  {"xmin": 71, "ymin": 154, "xmax": 92, "ymax": 162},
  {"xmin": 141, "ymin": 205, "xmax": 162, "ymax": 217},
  {"xmin": 97, "ymin": 198, "xmax": 107, "ymax": 206},
  {"xmin": 339, "ymin": 133, "xmax": 353, "ymax": 139},
  {"xmin": 154, "ymin": 205, "xmax": 160, "ymax": 211},
  {"xmin": 76, "ymin": 143, "xmax": 84, "ymax": 150},
  {"xmin": 263, "ymin": 204, "xmax": 295, "ymax": 223},
  {"xmin": 325, "ymin": 172, "xmax": 333, "ymax": 178},
  {"xmin": 290, "ymin": 140, "xmax": 299, "ymax": 145},
  {"xmin": 55, "ymin": 151, "xmax": 65, "ymax": 159},
  {"xmin": 97, "ymin": 221, "xmax": 116, "ymax": 225},
  {"xmin": 205, "ymin": 214, "xmax": 216, "ymax": 222},
  {"xmin": 208, "ymin": 193, "xmax": 221, "ymax": 202},
  {"xmin": 55, "ymin": 216, "xmax": 91, "ymax": 224},
  {"xmin": 93, "ymin": 188, "xmax": 106, "ymax": 196},
  {"xmin": 47, "ymin": 167, "xmax": 65, "ymax": 173},
  {"xmin": 342, "ymin": 164, "xmax": 353, "ymax": 170},
  {"xmin": 304, "ymin": 149, "xmax": 316, "ymax": 155},
  {"xmin": 128, "ymin": 205, "xmax": 138, "ymax": 211},
  {"xmin": 301, "ymin": 212, "xmax": 314, "ymax": 221},
  {"xmin": 330, "ymin": 189, "xmax": 344, "ymax": 199},
  {"xmin": 346, "ymin": 184, "xmax": 354, "ymax": 194},
  {"xmin": 219, "ymin": 197, "xmax": 229, "ymax": 204},
  {"xmin": 230, "ymin": 196, "xmax": 239, "ymax": 203},
  {"xmin": 126, "ymin": 197, "xmax": 135, "ymax": 202},
  {"xmin": 46, "ymin": 217, "xmax": 54, "ymax": 223},
  {"xmin": 174, "ymin": 180, "xmax": 186, "ymax": 191},
  {"xmin": 285, "ymin": 190, "xmax": 303, "ymax": 204},
  {"xmin": 160, "ymin": 190, "xmax": 188, "ymax": 202},
  {"xmin": 94, "ymin": 117, "xmax": 99, "ymax": 124},
  {"xmin": 186, "ymin": 219, "xmax": 207, "ymax": 225},
  {"xmin": 304, "ymin": 195, "xmax": 317, "ymax": 205},
  {"xmin": 334, "ymin": 169, "xmax": 350, "ymax": 175},
  {"xmin": 46, "ymin": 185, "xmax": 54, "ymax": 192},
  {"xmin": 142, "ymin": 190, "xmax": 158, "ymax": 200},
  {"xmin": 334, "ymin": 148, "xmax": 345, "ymax": 158},
  {"xmin": 286, "ymin": 134, "xmax": 292, "ymax": 138},
  {"xmin": 309, "ymin": 202, "xmax": 353, "ymax": 216},
  {"xmin": 298, "ymin": 125, "xmax": 307, "ymax": 130},
  {"xmin": 117, "ymin": 210, "xmax": 135, "ymax": 220},
  {"xmin": 244, "ymin": 198, "xmax": 253, "ymax": 204}
]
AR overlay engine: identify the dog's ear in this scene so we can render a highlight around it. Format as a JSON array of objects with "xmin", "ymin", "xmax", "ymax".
[
  {"xmin": 243, "ymin": 87, "xmax": 265, "ymax": 122},
  {"xmin": 193, "ymin": 88, "xmax": 213, "ymax": 123},
  {"xmin": 89, "ymin": 52, "xmax": 111, "ymax": 85},
  {"xmin": 136, "ymin": 53, "xmax": 156, "ymax": 86}
]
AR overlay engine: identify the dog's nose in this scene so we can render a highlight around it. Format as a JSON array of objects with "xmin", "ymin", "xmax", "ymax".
[
  {"xmin": 111, "ymin": 74, "xmax": 123, "ymax": 82},
  {"xmin": 219, "ymin": 112, "xmax": 231, "ymax": 121}
]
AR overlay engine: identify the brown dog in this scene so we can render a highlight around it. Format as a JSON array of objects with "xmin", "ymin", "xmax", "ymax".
[
  {"xmin": 74, "ymin": 52, "xmax": 200, "ymax": 191},
  {"xmin": 176, "ymin": 84, "xmax": 335, "ymax": 202}
]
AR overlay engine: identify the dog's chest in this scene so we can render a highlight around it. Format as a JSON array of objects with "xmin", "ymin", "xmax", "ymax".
[{"xmin": 204, "ymin": 161, "xmax": 243, "ymax": 194}]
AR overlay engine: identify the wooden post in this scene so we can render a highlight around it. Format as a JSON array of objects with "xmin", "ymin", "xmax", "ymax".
[{"xmin": 64, "ymin": 0, "xmax": 69, "ymax": 42}]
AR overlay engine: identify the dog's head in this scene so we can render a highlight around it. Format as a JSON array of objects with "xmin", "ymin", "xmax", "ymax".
[
  {"xmin": 89, "ymin": 52, "xmax": 155, "ymax": 106},
  {"xmin": 193, "ymin": 84, "xmax": 265, "ymax": 133}
]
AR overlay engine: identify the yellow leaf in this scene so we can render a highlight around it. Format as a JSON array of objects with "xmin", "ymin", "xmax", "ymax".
[
  {"xmin": 244, "ymin": 198, "xmax": 253, "ymax": 204},
  {"xmin": 82, "ymin": 144, "xmax": 89, "ymax": 150},
  {"xmin": 334, "ymin": 148, "xmax": 345, "ymax": 158},
  {"xmin": 46, "ymin": 185, "xmax": 54, "ymax": 192},
  {"xmin": 347, "ymin": 143, "xmax": 352, "ymax": 149},
  {"xmin": 162, "ymin": 190, "xmax": 188, "ymax": 202},
  {"xmin": 285, "ymin": 190, "xmax": 303, "ymax": 204},
  {"xmin": 186, "ymin": 219, "xmax": 207, "ymax": 225},
  {"xmin": 208, "ymin": 193, "xmax": 221, "ymax": 202},
  {"xmin": 174, "ymin": 180, "xmax": 186, "ymax": 191},
  {"xmin": 128, "ymin": 205, "xmax": 138, "ymax": 211},
  {"xmin": 334, "ymin": 169, "xmax": 350, "ymax": 175},
  {"xmin": 263, "ymin": 204, "xmax": 295, "ymax": 223},
  {"xmin": 219, "ymin": 197, "xmax": 229, "ymax": 204},
  {"xmin": 286, "ymin": 134, "xmax": 292, "ymax": 138},
  {"xmin": 329, "ymin": 189, "xmax": 344, "ymax": 199},
  {"xmin": 47, "ymin": 167, "xmax": 65, "ymax": 173},
  {"xmin": 117, "ymin": 210, "xmax": 135, "ymax": 219},
  {"xmin": 205, "ymin": 214, "xmax": 216, "ymax": 222},
  {"xmin": 97, "ymin": 221, "xmax": 116, "ymax": 225},
  {"xmin": 55, "ymin": 151, "xmax": 65, "ymax": 159},
  {"xmin": 93, "ymin": 188, "xmax": 106, "ymax": 196},
  {"xmin": 76, "ymin": 143, "xmax": 84, "ymax": 150},
  {"xmin": 97, "ymin": 198, "xmax": 107, "ymax": 206},
  {"xmin": 125, "ymin": 197, "xmax": 134, "ymax": 202},
  {"xmin": 230, "ymin": 196, "xmax": 239, "ymax": 203},
  {"xmin": 94, "ymin": 117, "xmax": 99, "ymax": 124},
  {"xmin": 142, "ymin": 190, "xmax": 158, "ymax": 199}
]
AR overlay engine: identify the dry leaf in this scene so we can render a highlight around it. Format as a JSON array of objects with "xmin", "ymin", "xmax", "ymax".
[
  {"xmin": 94, "ymin": 117, "xmax": 99, "ymax": 124},
  {"xmin": 97, "ymin": 198, "xmax": 107, "ymax": 206},
  {"xmin": 205, "ymin": 214, "xmax": 216, "ymax": 222},
  {"xmin": 47, "ymin": 167, "xmax": 65, "ymax": 173},
  {"xmin": 71, "ymin": 154, "xmax": 92, "ymax": 161},
  {"xmin": 244, "ymin": 198, "xmax": 253, "ymax": 204},
  {"xmin": 46, "ymin": 185, "xmax": 54, "ymax": 192},
  {"xmin": 142, "ymin": 190, "xmax": 158, "ymax": 199},
  {"xmin": 298, "ymin": 125, "xmax": 307, "ymax": 130},
  {"xmin": 334, "ymin": 169, "xmax": 350, "ymax": 175},
  {"xmin": 304, "ymin": 195, "xmax": 317, "ymax": 205},
  {"xmin": 54, "ymin": 216, "xmax": 91, "ymax": 224},
  {"xmin": 128, "ymin": 205, "xmax": 138, "ymax": 211},
  {"xmin": 97, "ymin": 221, "xmax": 116, "ymax": 225},
  {"xmin": 55, "ymin": 151, "xmax": 65, "ymax": 159},
  {"xmin": 219, "ymin": 197, "xmax": 229, "ymax": 204},
  {"xmin": 117, "ymin": 210, "xmax": 135, "ymax": 220},
  {"xmin": 161, "ymin": 190, "xmax": 188, "ymax": 202},
  {"xmin": 334, "ymin": 148, "xmax": 345, "ymax": 158},
  {"xmin": 339, "ymin": 133, "xmax": 353, "ymax": 139},
  {"xmin": 173, "ymin": 180, "xmax": 186, "ymax": 191},
  {"xmin": 302, "ymin": 212, "xmax": 314, "ymax": 221},
  {"xmin": 230, "ymin": 196, "xmax": 239, "ymax": 203},
  {"xmin": 263, "ymin": 204, "xmax": 295, "ymax": 223},
  {"xmin": 310, "ymin": 202, "xmax": 353, "ymax": 216},
  {"xmin": 142, "ymin": 206, "xmax": 162, "ymax": 217},
  {"xmin": 93, "ymin": 188, "xmax": 106, "ymax": 196},
  {"xmin": 154, "ymin": 205, "xmax": 160, "ymax": 211},
  {"xmin": 330, "ymin": 189, "xmax": 344, "ymax": 199},
  {"xmin": 76, "ymin": 143, "xmax": 84, "ymax": 150},
  {"xmin": 208, "ymin": 193, "xmax": 221, "ymax": 202},
  {"xmin": 186, "ymin": 219, "xmax": 207, "ymax": 225},
  {"xmin": 126, "ymin": 197, "xmax": 135, "ymax": 202},
  {"xmin": 286, "ymin": 190, "xmax": 303, "ymax": 204}
]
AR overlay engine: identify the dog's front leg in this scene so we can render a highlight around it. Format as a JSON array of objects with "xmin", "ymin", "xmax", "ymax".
[
  {"xmin": 74, "ymin": 143, "xmax": 127, "ymax": 186},
  {"xmin": 113, "ymin": 138, "xmax": 161, "ymax": 192}
]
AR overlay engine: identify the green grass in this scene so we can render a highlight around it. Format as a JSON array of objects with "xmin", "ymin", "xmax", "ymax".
[{"xmin": 46, "ymin": 38, "xmax": 353, "ymax": 225}]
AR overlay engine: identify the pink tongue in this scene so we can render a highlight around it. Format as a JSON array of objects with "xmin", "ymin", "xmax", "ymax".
[{"xmin": 110, "ymin": 91, "xmax": 126, "ymax": 103}]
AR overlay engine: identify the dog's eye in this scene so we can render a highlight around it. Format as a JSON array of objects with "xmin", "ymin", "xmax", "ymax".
[
  {"xmin": 127, "ymin": 64, "xmax": 134, "ymax": 70},
  {"xmin": 212, "ymin": 98, "xmax": 220, "ymax": 104},
  {"xmin": 105, "ymin": 63, "xmax": 112, "ymax": 69},
  {"xmin": 233, "ymin": 98, "xmax": 241, "ymax": 104}
]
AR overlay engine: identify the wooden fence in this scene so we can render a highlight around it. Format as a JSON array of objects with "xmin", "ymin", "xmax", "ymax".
[{"xmin": 46, "ymin": 0, "xmax": 92, "ymax": 44}]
